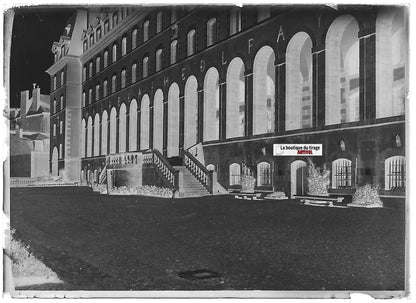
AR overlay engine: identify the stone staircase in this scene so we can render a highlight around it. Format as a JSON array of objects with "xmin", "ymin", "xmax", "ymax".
[{"xmin": 173, "ymin": 166, "xmax": 210, "ymax": 197}]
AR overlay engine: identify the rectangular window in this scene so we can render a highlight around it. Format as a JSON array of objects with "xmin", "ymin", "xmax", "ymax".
[
  {"xmin": 332, "ymin": 159, "xmax": 353, "ymax": 189},
  {"xmin": 156, "ymin": 11, "xmax": 163, "ymax": 33},
  {"xmin": 207, "ymin": 18, "xmax": 217, "ymax": 47},
  {"xmin": 230, "ymin": 8, "xmax": 241, "ymax": 35},
  {"xmin": 187, "ymin": 29, "xmax": 196, "ymax": 56}
]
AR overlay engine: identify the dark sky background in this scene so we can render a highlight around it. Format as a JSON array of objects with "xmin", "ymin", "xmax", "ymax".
[{"xmin": 9, "ymin": 6, "xmax": 75, "ymax": 108}]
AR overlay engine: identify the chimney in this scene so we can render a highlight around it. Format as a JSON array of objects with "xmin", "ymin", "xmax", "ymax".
[
  {"xmin": 20, "ymin": 90, "xmax": 30, "ymax": 117},
  {"xmin": 31, "ymin": 83, "xmax": 41, "ymax": 111}
]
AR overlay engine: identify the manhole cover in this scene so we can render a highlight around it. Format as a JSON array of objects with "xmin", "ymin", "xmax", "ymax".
[{"xmin": 178, "ymin": 269, "xmax": 221, "ymax": 280}]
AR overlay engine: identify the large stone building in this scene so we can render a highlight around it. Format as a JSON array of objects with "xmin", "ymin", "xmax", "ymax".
[{"xmin": 47, "ymin": 5, "xmax": 407, "ymax": 198}]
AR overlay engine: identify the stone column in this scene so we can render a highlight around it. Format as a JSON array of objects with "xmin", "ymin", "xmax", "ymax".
[
  {"xmin": 312, "ymin": 47, "xmax": 326, "ymax": 127},
  {"xmin": 359, "ymin": 31, "xmax": 376, "ymax": 121},
  {"xmin": 276, "ymin": 61, "xmax": 286, "ymax": 133},
  {"xmin": 197, "ymin": 89, "xmax": 204, "ymax": 143},
  {"xmin": 219, "ymin": 81, "xmax": 227, "ymax": 140},
  {"xmin": 244, "ymin": 71, "xmax": 253, "ymax": 137}
]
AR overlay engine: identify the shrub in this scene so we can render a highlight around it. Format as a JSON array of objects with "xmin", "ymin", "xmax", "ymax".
[
  {"xmin": 350, "ymin": 184, "xmax": 383, "ymax": 207},
  {"xmin": 307, "ymin": 159, "xmax": 330, "ymax": 196}
]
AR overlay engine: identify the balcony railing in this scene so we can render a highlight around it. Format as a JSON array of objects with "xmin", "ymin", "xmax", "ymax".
[{"xmin": 143, "ymin": 149, "xmax": 179, "ymax": 190}]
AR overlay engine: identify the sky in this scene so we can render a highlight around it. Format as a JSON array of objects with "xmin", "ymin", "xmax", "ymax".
[{"xmin": 8, "ymin": 6, "xmax": 75, "ymax": 108}]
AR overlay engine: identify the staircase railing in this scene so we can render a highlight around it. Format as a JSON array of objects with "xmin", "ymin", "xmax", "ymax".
[
  {"xmin": 99, "ymin": 165, "xmax": 107, "ymax": 184},
  {"xmin": 183, "ymin": 149, "xmax": 213, "ymax": 193},
  {"xmin": 143, "ymin": 149, "xmax": 179, "ymax": 190}
]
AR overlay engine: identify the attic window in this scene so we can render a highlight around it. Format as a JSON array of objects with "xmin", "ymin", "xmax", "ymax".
[{"xmin": 64, "ymin": 24, "xmax": 71, "ymax": 36}]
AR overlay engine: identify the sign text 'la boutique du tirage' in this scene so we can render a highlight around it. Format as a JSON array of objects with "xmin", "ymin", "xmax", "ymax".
[{"xmin": 273, "ymin": 144, "xmax": 322, "ymax": 156}]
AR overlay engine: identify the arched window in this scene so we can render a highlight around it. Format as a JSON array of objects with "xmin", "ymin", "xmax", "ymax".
[
  {"xmin": 286, "ymin": 32, "xmax": 313, "ymax": 130},
  {"xmin": 93, "ymin": 113, "xmax": 100, "ymax": 156},
  {"xmin": 167, "ymin": 83, "xmax": 180, "ymax": 157},
  {"xmin": 60, "ymin": 95, "xmax": 64, "ymax": 110},
  {"xmin": 132, "ymin": 28, "xmax": 137, "ymax": 49},
  {"xmin": 226, "ymin": 57, "xmax": 245, "ymax": 138},
  {"xmin": 119, "ymin": 103, "xmax": 127, "ymax": 152},
  {"xmin": 82, "ymin": 92, "xmax": 86, "ymax": 107},
  {"xmin": 104, "ymin": 20, "xmax": 110, "ymax": 34},
  {"xmin": 230, "ymin": 8, "xmax": 241, "ymax": 35},
  {"xmin": 83, "ymin": 40, "xmax": 88, "ymax": 53},
  {"xmin": 82, "ymin": 66, "xmax": 86, "ymax": 82},
  {"xmin": 332, "ymin": 158, "xmax": 352, "ymax": 189},
  {"xmin": 229, "ymin": 163, "xmax": 241, "ymax": 185},
  {"xmin": 53, "ymin": 76, "xmax": 57, "ymax": 90},
  {"xmin": 129, "ymin": 99, "xmax": 138, "ymax": 151},
  {"xmin": 81, "ymin": 119, "xmax": 86, "ymax": 157},
  {"xmin": 326, "ymin": 15, "xmax": 360, "ymax": 125},
  {"xmin": 156, "ymin": 11, "xmax": 163, "ymax": 33},
  {"xmin": 153, "ymin": 89, "xmax": 164, "ymax": 151},
  {"xmin": 155, "ymin": 48, "xmax": 163, "ymax": 72},
  {"xmin": 104, "ymin": 50, "xmax": 109, "ymax": 68},
  {"xmin": 111, "ymin": 74, "xmax": 117, "ymax": 93},
  {"xmin": 96, "ymin": 26, "xmax": 102, "ymax": 40},
  {"xmin": 207, "ymin": 18, "xmax": 217, "ymax": 47},
  {"xmin": 121, "ymin": 69, "xmax": 126, "ymax": 88},
  {"xmin": 112, "ymin": 12, "xmax": 118, "ymax": 26},
  {"xmin": 95, "ymin": 84, "xmax": 100, "ymax": 101},
  {"xmin": 140, "ymin": 95, "xmax": 150, "ymax": 150},
  {"xmin": 385, "ymin": 156, "xmax": 405, "ymax": 190},
  {"xmin": 131, "ymin": 63, "xmax": 137, "ymax": 83},
  {"xmin": 187, "ymin": 29, "xmax": 196, "ymax": 56},
  {"xmin": 376, "ymin": 7, "xmax": 406, "ymax": 118},
  {"xmin": 53, "ymin": 99, "xmax": 57, "ymax": 113},
  {"xmin": 112, "ymin": 43, "xmax": 117, "ymax": 63},
  {"xmin": 88, "ymin": 88, "xmax": 93, "ymax": 105},
  {"xmin": 143, "ymin": 20, "xmax": 150, "ymax": 42},
  {"xmin": 109, "ymin": 107, "xmax": 117, "ymax": 154},
  {"xmin": 170, "ymin": 40, "xmax": 178, "ymax": 64},
  {"xmin": 143, "ymin": 56, "xmax": 149, "ymax": 78},
  {"xmin": 53, "ymin": 123, "xmax": 56, "ymax": 137},
  {"xmin": 103, "ymin": 80, "xmax": 108, "ymax": 97},
  {"xmin": 89, "ymin": 34, "xmax": 94, "ymax": 47},
  {"xmin": 122, "ymin": 36, "xmax": 127, "ymax": 56},
  {"xmin": 253, "ymin": 46, "xmax": 275, "ymax": 135},
  {"xmin": 101, "ymin": 110, "xmax": 108, "ymax": 155},
  {"xmin": 87, "ymin": 116, "xmax": 93, "ymax": 157},
  {"xmin": 59, "ymin": 143, "xmax": 63, "ymax": 159},
  {"xmin": 257, "ymin": 162, "xmax": 271, "ymax": 186},
  {"xmin": 60, "ymin": 70, "xmax": 64, "ymax": 86},
  {"xmin": 184, "ymin": 76, "xmax": 198, "ymax": 149},
  {"xmin": 203, "ymin": 67, "xmax": 220, "ymax": 141},
  {"xmin": 59, "ymin": 120, "xmax": 63, "ymax": 134},
  {"xmin": 89, "ymin": 61, "xmax": 93, "ymax": 78},
  {"xmin": 96, "ymin": 56, "xmax": 101, "ymax": 73}
]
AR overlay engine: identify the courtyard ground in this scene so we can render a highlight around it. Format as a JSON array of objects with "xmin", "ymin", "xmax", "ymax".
[{"xmin": 10, "ymin": 187, "xmax": 405, "ymax": 291}]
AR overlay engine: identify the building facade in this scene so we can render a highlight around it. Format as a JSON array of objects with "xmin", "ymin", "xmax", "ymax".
[{"xmin": 48, "ymin": 5, "xmax": 407, "ymax": 197}]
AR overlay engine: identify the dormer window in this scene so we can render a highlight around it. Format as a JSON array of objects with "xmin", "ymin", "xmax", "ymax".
[
  {"xmin": 53, "ymin": 76, "xmax": 57, "ymax": 90},
  {"xmin": 83, "ymin": 40, "xmax": 88, "ymax": 52},
  {"xmin": 156, "ymin": 11, "xmax": 163, "ymax": 33},
  {"xmin": 64, "ymin": 24, "xmax": 71, "ymax": 36},
  {"xmin": 54, "ymin": 51, "xmax": 59, "ymax": 62},
  {"xmin": 143, "ymin": 20, "xmax": 150, "ymax": 42},
  {"xmin": 61, "ymin": 45, "xmax": 66, "ymax": 57},
  {"xmin": 89, "ymin": 34, "xmax": 94, "ymax": 47}
]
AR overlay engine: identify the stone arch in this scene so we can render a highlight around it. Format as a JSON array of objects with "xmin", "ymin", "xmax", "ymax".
[
  {"xmin": 153, "ymin": 89, "xmax": 164, "ymax": 151},
  {"xmin": 101, "ymin": 110, "xmax": 108, "ymax": 155},
  {"xmin": 129, "ymin": 99, "xmax": 138, "ymax": 151},
  {"xmin": 376, "ymin": 7, "xmax": 406, "ymax": 118},
  {"xmin": 203, "ymin": 67, "xmax": 220, "ymax": 141},
  {"xmin": 290, "ymin": 160, "xmax": 307, "ymax": 198},
  {"xmin": 325, "ymin": 15, "xmax": 360, "ymax": 125},
  {"xmin": 167, "ymin": 83, "xmax": 180, "ymax": 157},
  {"xmin": 87, "ymin": 116, "xmax": 93, "ymax": 157},
  {"xmin": 184, "ymin": 76, "xmax": 198, "ymax": 149},
  {"xmin": 226, "ymin": 57, "xmax": 245, "ymax": 138},
  {"xmin": 109, "ymin": 107, "xmax": 117, "ymax": 154},
  {"xmin": 253, "ymin": 45, "xmax": 275, "ymax": 135},
  {"xmin": 119, "ymin": 103, "xmax": 127, "ymax": 153},
  {"xmin": 93, "ymin": 113, "xmax": 100, "ymax": 156},
  {"xmin": 81, "ymin": 118, "xmax": 86, "ymax": 158},
  {"xmin": 140, "ymin": 94, "xmax": 150, "ymax": 150},
  {"xmin": 286, "ymin": 32, "xmax": 313, "ymax": 130}
]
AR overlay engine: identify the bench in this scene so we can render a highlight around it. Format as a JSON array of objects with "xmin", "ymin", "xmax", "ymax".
[{"xmin": 294, "ymin": 195, "xmax": 344, "ymax": 207}]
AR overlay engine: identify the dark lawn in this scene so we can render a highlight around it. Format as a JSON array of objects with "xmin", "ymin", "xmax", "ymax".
[{"xmin": 10, "ymin": 187, "xmax": 405, "ymax": 291}]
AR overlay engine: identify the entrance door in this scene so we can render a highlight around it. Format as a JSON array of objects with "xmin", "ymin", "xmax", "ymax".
[{"xmin": 290, "ymin": 160, "xmax": 307, "ymax": 198}]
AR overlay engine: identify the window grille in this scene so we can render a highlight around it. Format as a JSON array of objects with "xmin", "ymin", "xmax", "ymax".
[
  {"xmin": 229, "ymin": 163, "xmax": 241, "ymax": 185},
  {"xmin": 257, "ymin": 162, "xmax": 272, "ymax": 186},
  {"xmin": 385, "ymin": 156, "xmax": 405, "ymax": 191},
  {"xmin": 332, "ymin": 158, "xmax": 352, "ymax": 189}
]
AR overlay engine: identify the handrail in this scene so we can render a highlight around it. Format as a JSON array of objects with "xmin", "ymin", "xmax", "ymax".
[
  {"xmin": 99, "ymin": 165, "xmax": 107, "ymax": 184},
  {"xmin": 143, "ymin": 149, "xmax": 178, "ymax": 190},
  {"xmin": 183, "ymin": 149, "xmax": 213, "ymax": 193}
]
